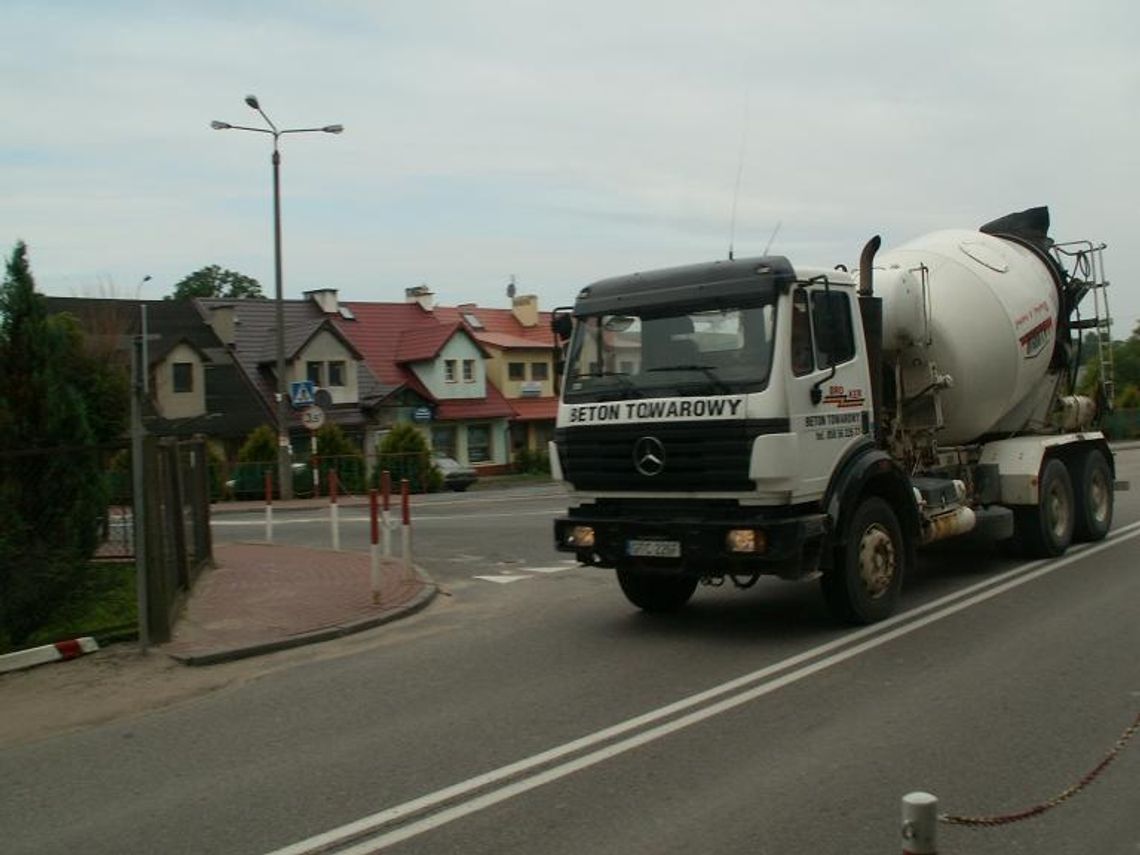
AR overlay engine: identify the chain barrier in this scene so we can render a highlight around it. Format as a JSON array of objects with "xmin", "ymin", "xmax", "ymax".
[{"xmin": 940, "ymin": 709, "xmax": 1140, "ymax": 828}]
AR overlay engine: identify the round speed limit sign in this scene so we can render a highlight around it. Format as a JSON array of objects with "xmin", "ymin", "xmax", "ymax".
[{"xmin": 300, "ymin": 405, "xmax": 326, "ymax": 431}]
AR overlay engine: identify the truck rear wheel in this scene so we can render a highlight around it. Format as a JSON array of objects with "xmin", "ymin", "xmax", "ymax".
[
  {"xmin": 1072, "ymin": 448, "xmax": 1112, "ymax": 543},
  {"xmin": 1016, "ymin": 457, "xmax": 1074, "ymax": 558},
  {"xmin": 822, "ymin": 496, "xmax": 904, "ymax": 625},
  {"xmin": 616, "ymin": 567, "xmax": 697, "ymax": 613}
]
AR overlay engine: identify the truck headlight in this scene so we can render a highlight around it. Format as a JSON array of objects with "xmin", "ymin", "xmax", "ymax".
[
  {"xmin": 726, "ymin": 529, "xmax": 767, "ymax": 554},
  {"xmin": 567, "ymin": 525, "xmax": 595, "ymax": 548}
]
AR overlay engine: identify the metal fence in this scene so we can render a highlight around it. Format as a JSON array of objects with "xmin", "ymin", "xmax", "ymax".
[
  {"xmin": 140, "ymin": 436, "xmax": 213, "ymax": 642},
  {"xmin": 219, "ymin": 452, "xmax": 437, "ymax": 500},
  {"xmin": 221, "ymin": 454, "xmax": 370, "ymax": 500},
  {"xmin": 0, "ymin": 436, "xmax": 213, "ymax": 648}
]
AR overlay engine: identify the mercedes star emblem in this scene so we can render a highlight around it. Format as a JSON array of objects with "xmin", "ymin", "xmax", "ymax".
[{"xmin": 633, "ymin": 436, "xmax": 666, "ymax": 476}]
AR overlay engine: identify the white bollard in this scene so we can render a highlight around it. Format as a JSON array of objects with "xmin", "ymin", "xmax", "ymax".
[
  {"xmin": 381, "ymin": 470, "xmax": 392, "ymax": 558},
  {"xmin": 401, "ymin": 478, "xmax": 412, "ymax": 572},
  {"xmin": 370, "ymin": 488, "xmax": 381, "ymax": 604},
  {"xmin": 264, "ymin": 471, "xmax": 274, "ymax": 543},
  {"xmin": 901, "ymin": 792, "xmax": 938, "ymax": 855},
  {"xmin": 329, "ymin": 470, "xmax": 340, "ymax": 551}
]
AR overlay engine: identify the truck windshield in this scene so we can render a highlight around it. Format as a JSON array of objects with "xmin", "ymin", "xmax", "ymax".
[{"xmin": 563, "ymin": 298, "xmax": 777, "ymax": 402}]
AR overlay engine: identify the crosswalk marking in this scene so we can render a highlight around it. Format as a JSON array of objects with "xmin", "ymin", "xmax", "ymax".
[
  {"xmin": 474, "ymin": 562, "xmax": 580, "ymax": 584},
  {"xmin": 473, "ymin": 575, "xmax": 530, "ymax": 584}
]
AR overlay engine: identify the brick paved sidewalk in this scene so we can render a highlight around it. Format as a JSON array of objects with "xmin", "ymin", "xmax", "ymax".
[{"xmin": 162, "ymin": 542, "xmax": 435, "ymax": 665}]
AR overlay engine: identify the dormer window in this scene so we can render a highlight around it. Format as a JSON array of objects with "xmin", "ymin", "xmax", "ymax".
[
  {"xmin": 173, "ymin": 362, "xmax": 194, "ymax": 393},
  {"xmin": 328, "ymin": 361, "xmax": 346, "ymax": 387}
]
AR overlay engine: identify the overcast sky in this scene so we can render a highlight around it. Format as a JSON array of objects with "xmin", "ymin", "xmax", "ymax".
[{"xmin": 3, "ymin": 0, "xmax": 1138, "ymax": 335}]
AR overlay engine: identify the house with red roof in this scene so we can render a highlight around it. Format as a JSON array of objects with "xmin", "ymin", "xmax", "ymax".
[
  {"xmin": 329, "ymin": 286, "xmax": 557, "ymax": 473},
  {"xmin": 442, "ymin": 295, "xmax": 558, "ymax": 461}
]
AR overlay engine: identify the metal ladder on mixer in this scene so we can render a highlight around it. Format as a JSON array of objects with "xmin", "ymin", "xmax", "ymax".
[{"xmin": 1053, "ymin": 240, "xmax": 1115, "ymax": 411}]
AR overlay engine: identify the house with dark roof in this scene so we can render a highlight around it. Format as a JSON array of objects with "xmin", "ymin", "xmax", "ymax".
[
  {"xmin": 44, "ymin": 297, "xmax": 272, "ymax": 452},
  {"xmin": 47, "ymin": 284, "xmax": 560, "ymax": 475},
  {"xmin": 197, "ymin": 293, "xmax": 397, "ymax": 460}
]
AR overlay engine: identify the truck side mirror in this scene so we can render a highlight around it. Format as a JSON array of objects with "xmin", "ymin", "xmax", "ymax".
[{"xmin": 551, "ymin": 309, "xmax": 574, "ymax": 344}]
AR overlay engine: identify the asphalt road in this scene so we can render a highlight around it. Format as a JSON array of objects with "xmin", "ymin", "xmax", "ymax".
[{"xmin": 2, "ymin": 451, "xmax": 1138, "ymax": 855}]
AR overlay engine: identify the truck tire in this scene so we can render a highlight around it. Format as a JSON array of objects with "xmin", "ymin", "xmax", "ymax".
[
  {"xmin": 1016, "ymin": 457, "xmax": 1074, "ymax": 558},
  {"xmin": 616, "ymin": 567, "xmax": 697, "ymax": 613},
  {"xmin": 1072, "ymin": 448, "xmax": 1112, "ymax": 543},
  {"xmin": 821, "ymin": 496, "xmax": 904, "ymax": 624}
]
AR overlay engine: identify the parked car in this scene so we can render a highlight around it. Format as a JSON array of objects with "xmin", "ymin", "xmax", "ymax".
[{"xmin": 433, "ymin": 454, "xmax": 477, "ymax": 491}]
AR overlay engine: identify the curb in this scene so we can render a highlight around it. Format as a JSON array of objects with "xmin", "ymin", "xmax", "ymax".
[
  {"xmin": 165, "ymin": 581, "xmax": 439, "ymax": 667},
  {"xmin": 0, "ymin": 637, "xmax": 100, "ymax": 674}
]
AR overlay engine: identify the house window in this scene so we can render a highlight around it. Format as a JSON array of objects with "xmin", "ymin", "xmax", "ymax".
[
  {"xmin": 508, "ymin": 361, "xmax": 526, "ymax": 381},
  {"xmin": 431, "ymin": 425, "xmax": 457, "ymax": 458},
  {"xmin": 328, "ymin": 360, "xmax": 346, "ymax": 387},
  {"xmin": 444, "ymin": 359, "xmax": 457, "ymax": 383},
  {"xmin": 172, "ymin": 362, "xmax": 193, "ymax": 393},
  {"xmin": 307, "ymin": 361, "xmax": 323, "ymax": 385},
  {"xmin": 530, "ymin": 362, "xmax": 549, "ymax": 381},
  {"xmin": 468, "ymin": 424, "xmax": 491, "ymax": 463},
  {"xmin": 462, "ymin": 359, "xmax": 476, "ymax": 383}
]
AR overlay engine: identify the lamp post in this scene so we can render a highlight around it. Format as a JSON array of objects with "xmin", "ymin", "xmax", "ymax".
[{"xmin": 211, "ymin": 95, "xmax": 343, "ymax": 500}]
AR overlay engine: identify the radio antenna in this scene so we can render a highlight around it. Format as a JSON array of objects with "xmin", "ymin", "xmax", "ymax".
[
  {"xmin": 727, "ymin": 98, "xmax": 750, "ymax": 261},
  {"xmin": 763, "ymin": 220, "xmax": 782, "ymax": 256}
]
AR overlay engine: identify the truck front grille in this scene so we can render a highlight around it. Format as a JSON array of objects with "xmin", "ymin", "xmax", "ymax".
[{"xmin": 554, "ymin": 419, "xmax": 788, "ymax": 492}]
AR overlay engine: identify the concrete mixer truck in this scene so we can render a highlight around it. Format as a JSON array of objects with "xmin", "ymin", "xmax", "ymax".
[{"xmin": 549, "ymin": 207, "xmax": 1125, "ymax": 623}]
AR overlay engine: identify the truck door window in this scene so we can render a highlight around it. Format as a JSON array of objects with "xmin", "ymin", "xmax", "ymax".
[
  {"xmin": 791, "ymin": 290, "xmax": 814, "ymax": 376},
  {"xmin": 811, "ymin": 291, "xmax": 855, "ymax": 367}
]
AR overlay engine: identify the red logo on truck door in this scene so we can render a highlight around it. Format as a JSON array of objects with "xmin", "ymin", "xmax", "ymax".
[{"xmin": 820, "ymin": 386, "xmax": 866, "ymax": 408}]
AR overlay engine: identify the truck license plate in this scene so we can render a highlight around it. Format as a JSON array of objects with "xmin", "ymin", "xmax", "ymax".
[{"xmin": 627, "ymin": 539, "xmax": 681, "ymax": 558}]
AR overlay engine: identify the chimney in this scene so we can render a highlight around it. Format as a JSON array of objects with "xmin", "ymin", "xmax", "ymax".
[
  {"xmin": 405, "ymin": 284, "xmax": 434, "ymax": 312},
  {"xmin": 208, "ymin": 304, "xmax": 238, "ymax": 346},
  {"xmin": 304, "ymin": 288, "xmax": 339, "ymax": 314},
  {"xmin": 511, "ymin": 294, "xmax": 539, "ymax": 328}
]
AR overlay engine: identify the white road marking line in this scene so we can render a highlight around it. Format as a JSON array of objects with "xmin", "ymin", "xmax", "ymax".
[
  {"xmin": 267, "ymin": 522, "xmax": 1140, "ymax": 855},
  {"xmin": 519, "ymin": 566, "xmax": 571, "ymax": 574}
]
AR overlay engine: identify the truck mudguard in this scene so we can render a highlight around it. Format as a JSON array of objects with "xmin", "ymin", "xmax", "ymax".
[{"xmin": 823, "ymin": 439, "xmax": 921, "ymax": 551}]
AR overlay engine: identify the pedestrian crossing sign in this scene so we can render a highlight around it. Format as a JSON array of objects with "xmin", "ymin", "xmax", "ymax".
[{"xmin": 290, "ymin": 380, "xmax": 316, "ymax": 408}]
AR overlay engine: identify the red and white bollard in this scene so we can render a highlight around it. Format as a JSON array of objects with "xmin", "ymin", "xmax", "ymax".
[
  {"xmin": 264, "ymin": 470, "xmax": 274, "ymax": 543},
  {"xmin": 328, "ymin": 469, "xmax": 340, "ymax": 551},
  {"xmin": 901, "ymin": 792, "xmax": 938, "ymax": 854}
]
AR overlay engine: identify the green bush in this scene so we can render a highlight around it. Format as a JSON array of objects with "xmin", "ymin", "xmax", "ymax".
[
  {"xmin": 313, "ymin": 424, "xmax": 366, "ymax": 494},
  {"xmin": 514, "ymin": 446, "xmax": 551, "ymax": 474},
  {"xmin": 231, "ymin": 425, "xmax": 282, "ymax": 499},
  {"xmin": 372, "ymin": 424, "xmax": 441, "ymax": 494}
]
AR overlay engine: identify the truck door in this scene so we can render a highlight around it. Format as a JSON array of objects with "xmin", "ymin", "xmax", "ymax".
[{"xmin": 787, "ymin": 285, "xmax": 872, "ymax": 501}]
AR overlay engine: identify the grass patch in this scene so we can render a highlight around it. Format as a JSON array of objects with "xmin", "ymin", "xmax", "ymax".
[{"xmin": 7, "ymin": 562, "xmax": 138, "ymax": 653}]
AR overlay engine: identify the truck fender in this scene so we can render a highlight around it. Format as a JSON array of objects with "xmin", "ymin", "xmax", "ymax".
[{"xmin": 823, "ymin": 441, "xmax": 921, "ymax": 554}]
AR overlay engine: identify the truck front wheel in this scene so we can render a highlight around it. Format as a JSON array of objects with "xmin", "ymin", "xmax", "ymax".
[
  {"xmin": 822, "ymin": 496, "xmax": 904, "ymax": 624},
  {"xmin": 616, "ymin": 567, "xmax": 697, "ymax": 613}
]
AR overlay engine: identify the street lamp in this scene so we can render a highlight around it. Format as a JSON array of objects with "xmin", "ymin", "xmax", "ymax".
[{"xmin": 211, "ymin": 95, "xmax": 343, "ymax": 500}]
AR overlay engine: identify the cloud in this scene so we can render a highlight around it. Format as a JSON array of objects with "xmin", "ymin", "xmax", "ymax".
[{"xmin": 1, "ymin": 0, "xmax": 1137, "ymax": 335}]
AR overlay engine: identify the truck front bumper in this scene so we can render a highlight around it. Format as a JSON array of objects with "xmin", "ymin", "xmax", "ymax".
[{"xmin": 553, "ymin": 507, "xmax": 829, "ymax": 579}]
